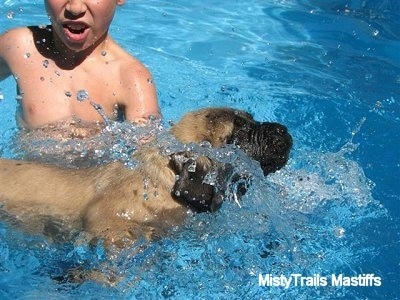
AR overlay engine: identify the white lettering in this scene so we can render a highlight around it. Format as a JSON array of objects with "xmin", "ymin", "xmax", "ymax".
[
  {"xmin": 258, "ymin": 273, "xmax": 269, "ymax": 287},
  {"xmin": 331, "ymin": 274, "xmax": 343, "ymax": 286},
  {"xmin": 283, "ymin": 275, "xmax": 292, "ymax": 289},
  {"xmin": 331, "ymin": 274, "xmax": 382, "ymax": 287},
  {"xmin": 258, "ymin": 273, "xmax": 382, "ymax": 288}
]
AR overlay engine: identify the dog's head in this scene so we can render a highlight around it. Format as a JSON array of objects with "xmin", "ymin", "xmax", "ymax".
[
  {"xmin": 171, "ymin": 107, "xmax": 292, "ymax": 175},
  {"xmin": 227, "ymin": 118, "xmax": 292, "ymax": 175},
  {"xmin": 169, "ymin": 107, "xmax": 292, "ymax": 213}
]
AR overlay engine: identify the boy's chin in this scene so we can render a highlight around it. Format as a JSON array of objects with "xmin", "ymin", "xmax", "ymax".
[{"xmin": 61, "ymin": 39, "xmax": 99, "ymax": 55}]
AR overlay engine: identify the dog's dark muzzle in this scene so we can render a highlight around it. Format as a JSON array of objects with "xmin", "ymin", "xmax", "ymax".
[{"xmin": 228, "ymin": 122, "xmax": 292, "ymax": 175}]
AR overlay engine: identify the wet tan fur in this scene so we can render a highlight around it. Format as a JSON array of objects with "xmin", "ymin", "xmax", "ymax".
[{"xmin": 0, "ymin": 108, "xmax": 239, "ymax": 249}]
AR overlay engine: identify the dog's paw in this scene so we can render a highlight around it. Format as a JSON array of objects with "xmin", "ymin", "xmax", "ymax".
[{"xmin": 169, "ymin": 152, "xmax": 224, "ymax": 212}]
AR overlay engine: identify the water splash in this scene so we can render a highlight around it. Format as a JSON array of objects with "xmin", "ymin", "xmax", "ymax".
[
  {"xmin": 108, "ymin": 116, "xmax": 386, "ymax": 299},
  {"xmin": 3, "ymin": 114, "xmax": 388, "ymax": 299},
  {"xmin": 6, "ymin": 11, "xmax": 15, "ymax": 19},
  {"xmin": 11, "ymin": 114, "xmax": 163, "ymax": 169},
  {"xmin": 270, "ymin": 116, "xmax": 374, "ymax": 213}
]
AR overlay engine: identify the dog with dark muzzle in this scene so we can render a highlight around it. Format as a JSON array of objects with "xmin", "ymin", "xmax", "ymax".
[
  {"xmin": 169, "ymin": 107, "xmax": 292, "ymax": 212},
  {"xmin": 0, "ymin": 107, "xmax": 292, "ymax": 251}
]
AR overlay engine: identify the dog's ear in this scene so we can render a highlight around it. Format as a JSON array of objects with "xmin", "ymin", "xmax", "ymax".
[{"xmin": 169, "ymin": 153, "xmax": 226, "ymax": 213}]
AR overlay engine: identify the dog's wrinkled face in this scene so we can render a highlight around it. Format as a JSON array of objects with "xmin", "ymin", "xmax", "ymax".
[
  {"xmin": 227, "ymin": 116, "xmax": 292, "ymax": 175},
  {"xmin": 193, "ymin": 108, "xmax": 292, "ymax": 175}
]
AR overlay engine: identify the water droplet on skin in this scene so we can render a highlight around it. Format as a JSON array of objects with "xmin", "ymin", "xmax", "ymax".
[
  {"xmin": 147, "ymin": 78, "xmax": 154, "ymax": 84},
  {"xmin": 42, "ymin": 60, "xmax": 49, "ymax": 68},
  {"xmin": 65, "ymin": 91, "xmax": 72, "ymax": 97},
  {"xmin": 91, "ymin": 102, "xmax": 102, "ymax": 111},
  {"xmin": 54, "ymin": 70, "xmax": 61, "ymax": 76},
  {"xmin": 76, "ymin": 90, "xmax": 89, "ymax": 102},
  {"xmin": 24, "ymin": 53, "xmax": 31, "ymax": 59},
  {"xmin": 101, "ymin": 51, "xmax": 107, "ymax": 56}
]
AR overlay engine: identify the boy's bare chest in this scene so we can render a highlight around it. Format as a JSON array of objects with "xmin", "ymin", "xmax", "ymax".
[
  {"xmin": 17, "ymin": 62, "xmax": 122, "ymax": 126},
  {"xmin": 22, "ymin": 59, "xmax": 119, "ymax": 95}
]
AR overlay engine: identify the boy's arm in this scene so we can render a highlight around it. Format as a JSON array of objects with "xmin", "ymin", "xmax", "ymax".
[
  {"xmin": 121, "ymin": 62, "xmax": 161, "ymax": 125},
  {"xmin": 0, "ymin": 27, "xmax": 33, "ymax": 82}
]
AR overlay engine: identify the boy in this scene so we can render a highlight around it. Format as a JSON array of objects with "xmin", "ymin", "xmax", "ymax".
[{"xmin": 0, "ymin": 0, "xmax": 160, "ymax": 138}]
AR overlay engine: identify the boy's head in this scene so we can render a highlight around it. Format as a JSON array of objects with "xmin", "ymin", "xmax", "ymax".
[{"xmin": 44, "ymin": 0, "xmax": 125, "ymax": 52}]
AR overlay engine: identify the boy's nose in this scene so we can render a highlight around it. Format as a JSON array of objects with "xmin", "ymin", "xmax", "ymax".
[{"xmin": 66, "ymin": 0, "xmax": 87, "ymax": 16}]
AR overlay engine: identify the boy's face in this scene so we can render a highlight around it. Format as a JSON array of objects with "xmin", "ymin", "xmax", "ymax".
[{"xmin": 45, "ymin": 0, "xmax": 125, "ymax": 52}]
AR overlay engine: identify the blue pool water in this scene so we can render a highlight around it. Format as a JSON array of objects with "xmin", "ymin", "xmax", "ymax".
[{"xmin": 0, "ymin": 0, "xmax": 399, "ymax": 299}]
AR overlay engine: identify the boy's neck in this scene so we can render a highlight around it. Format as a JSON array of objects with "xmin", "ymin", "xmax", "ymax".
[
  {"xmin": 30, "ymin": 25, "xmax": 109, "ymax": 69},
  {"xmin": 54, "ymin": 33, "xmax": 109, "ymax": 68}
]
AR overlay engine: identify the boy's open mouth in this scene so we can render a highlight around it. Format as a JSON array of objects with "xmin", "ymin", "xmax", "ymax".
[
  {"xmin": 62, "ymin": 22, "xmax": 90, "ymax": 43},
  {"xmin": 63, "ymin": 23, "xmax": 88, "ymax": 34}
]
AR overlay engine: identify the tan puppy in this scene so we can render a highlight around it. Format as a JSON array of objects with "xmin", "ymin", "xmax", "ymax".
[{"xmin": 0, "ymin": 107, "xmax": 292, "ymax": 251}]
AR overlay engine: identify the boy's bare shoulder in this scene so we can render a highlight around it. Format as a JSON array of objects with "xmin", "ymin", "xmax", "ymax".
[
  {"xmin": 0, "ymin": 27, "xmax": 33, "ymax": 44},
  {"xmin": 0, "ymin": 27, "xmax": 35, "ymax": 55},
  {"xmin": 122, "ymin": 55, "xmax": 152, "ymax": 77},
  {"xmin": 110, "ymin": 41, "xmax": 148, "ymax": 68},
  {"xmin": 109, "ymin": 41, "xmax": 153, "ymax": 79}
]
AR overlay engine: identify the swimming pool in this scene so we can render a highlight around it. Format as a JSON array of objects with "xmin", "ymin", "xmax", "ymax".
[{"xmin": 0, "ymin": 0, "xmax": 399, "ymax": 298}]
